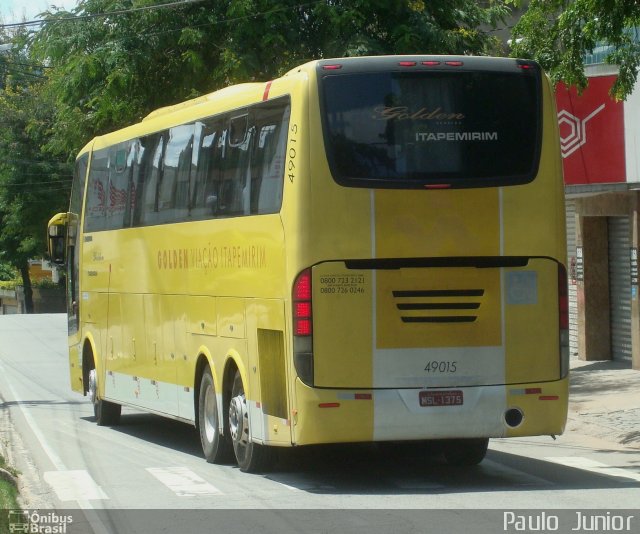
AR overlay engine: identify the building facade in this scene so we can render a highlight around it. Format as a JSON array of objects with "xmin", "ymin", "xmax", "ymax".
[{"xmin": 556, "ymin": 64, "xmax": 640, "ymax": 370}]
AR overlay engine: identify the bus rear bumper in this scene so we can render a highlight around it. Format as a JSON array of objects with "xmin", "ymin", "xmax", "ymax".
[{"xmin": 292, "ymin": 378, "xmax": 568, "ymax": 445}]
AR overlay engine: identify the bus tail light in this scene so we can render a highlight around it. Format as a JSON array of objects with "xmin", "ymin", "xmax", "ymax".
[
  {"xmin": 558, "ymin": 264, "xmax": 569, "ymax": 378},
  {"xmin": 293, "ymin": 269, "xmax": 312, "ymax": 335},
  {"xmin": 293, "ymin": 269, "xmax": 314, "ymax": 385}
]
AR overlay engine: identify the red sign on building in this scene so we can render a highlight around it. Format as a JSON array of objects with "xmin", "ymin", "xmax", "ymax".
[{"xmin": 556, "ymin": 76, "xmax": 625, "ymax": 185}]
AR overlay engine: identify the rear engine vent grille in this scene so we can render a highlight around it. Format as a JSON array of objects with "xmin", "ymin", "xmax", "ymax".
[{"xmin": 392, "ymin": 289, "xmax": 484, "ymax": 323}]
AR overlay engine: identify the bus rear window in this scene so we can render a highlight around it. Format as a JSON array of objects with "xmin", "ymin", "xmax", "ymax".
[{"xmin": 319, "ymin": 69, "xmax": 541, "ymax": 188}]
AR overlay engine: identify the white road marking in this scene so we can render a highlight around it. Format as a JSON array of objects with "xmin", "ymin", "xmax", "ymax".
[
  {"xmin": 0, "ymin": 361, "xmax": 66, "ymax": 471},
  {"xmin": 146, "ymin": 467, "xmax": 221, "ymax": 496},
  {"xmin": 0, "ymin": 363, "xmax": 113, "ymax": 534},
  {"xmin": 545, "ymin": 457, "xmax": 640, "ymax": 483},
  {"xmin": 44, "ymin": 470, "xmax": 109, "ymax": 501}
]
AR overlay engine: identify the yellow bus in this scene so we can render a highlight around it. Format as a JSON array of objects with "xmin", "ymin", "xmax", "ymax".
[{"xmin": 48, "ymin": 55, "xmax": 568, "ymax": 473}]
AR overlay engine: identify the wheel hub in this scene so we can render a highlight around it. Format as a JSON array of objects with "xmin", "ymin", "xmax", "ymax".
[
  {"xmin": 88, "ymin": 369, "xmax": 97, "ymax": 404},
  {"xmin": 229, "ymin": 395, "xmax": 248, "ymax": 445},
  {"xmin": 203, "ymin": 386, "xmax": 217, "ymax": 443}
]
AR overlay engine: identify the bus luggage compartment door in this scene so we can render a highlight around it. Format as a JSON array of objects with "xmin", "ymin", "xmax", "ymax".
[{"xmin": 311, "ymin": 259, "xmax": 561, "ymax": 389}]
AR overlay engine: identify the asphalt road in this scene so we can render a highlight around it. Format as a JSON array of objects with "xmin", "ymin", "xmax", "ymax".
[{"xmin": 1, "ymin": 314, "xmax": 639, "ymax": 534}]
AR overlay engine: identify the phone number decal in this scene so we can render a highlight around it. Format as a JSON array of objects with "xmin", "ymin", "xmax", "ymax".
[{"xmin": 319, "ymin": 275, "xmax": 366, "ymax": 295}]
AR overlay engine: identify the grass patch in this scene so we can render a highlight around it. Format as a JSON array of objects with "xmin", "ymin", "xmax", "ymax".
[{"xmin": 0, "ymin": 453, "xmax": 20, "ymax": 531}]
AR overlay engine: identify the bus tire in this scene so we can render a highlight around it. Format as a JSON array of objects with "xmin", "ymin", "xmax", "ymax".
[
  {"xmin": 88, "ymin": 368, "xmax": 121, "ymax": 426},
  {"xmin": 198, "ymin": 367, "xmax": 233, "ymax": 463},
  {"xmin": 228, "ymin": 369, "xmax": 274, "ymax": 473},
  {"xmin": 443, "ymin": 438, "xmax": 489, "ymax": 466}
]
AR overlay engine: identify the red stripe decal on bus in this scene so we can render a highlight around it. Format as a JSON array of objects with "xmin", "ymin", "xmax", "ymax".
[{"xmin": 262, "ymin": 80, "xmax": 273, "ymax": 101}]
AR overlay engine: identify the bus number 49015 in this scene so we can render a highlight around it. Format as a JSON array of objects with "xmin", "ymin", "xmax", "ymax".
[{"xmin": 424, "ymin": 361, "xmax": 457, "ymax": 373}]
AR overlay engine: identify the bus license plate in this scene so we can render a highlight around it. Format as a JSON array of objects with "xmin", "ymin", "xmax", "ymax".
[{"xmin": 419, "ymin": 390, "xmax": 463, "ymax": 407}]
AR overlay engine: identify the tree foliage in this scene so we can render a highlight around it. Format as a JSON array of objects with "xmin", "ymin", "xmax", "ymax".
[
  {"xmin": 511, "ymin": 0, "xmax": 640, "ymax": 100},
  {"xmin": 0, "ymin": 29, "xmax": 71, "ymax": 310}
]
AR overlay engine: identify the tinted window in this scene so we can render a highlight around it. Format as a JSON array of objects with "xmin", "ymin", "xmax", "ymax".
[
  {"xmin": 70, "ymin": 155, "xmax": 87, "ymax": 218},
  {"xmin": 140, "ymin": 134, "xmax": 164, "ymax": 226},
  {"xmin": 105, "ymin": 142, "xmax": 134, "ymax": 230},
  {"xmin": 320, "ymin": 71, "xmax": 541, "ymax": 188},
  {"xmin": 191, "ymin": 120, "xmax": 222, "ymax": 219},
  {"xmin": 190, "ymin": 96, "xmax": 290, "ymax": 220},
  {"xmin": 218, "ymin": 115, "xmax": 253, "ymax": 216},
  {"xmin": 82, "ymin": 96, "xmax": 290, "ymax": 231},
  {"xmin": 84, "ymin": 149, "xmax": 109, "ymax": 232},
  {"xmin": 158, "ymin": 125, "xmax": 193, "ymax": 223},
  {"xmin": 251, "ymin": 103, "xmax": 289, "ymax": 214}
]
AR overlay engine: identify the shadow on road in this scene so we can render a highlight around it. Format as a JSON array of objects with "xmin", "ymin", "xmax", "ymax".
[{"xmin": 93, "ymin": 412, "xmax": 640, "ymax": 495}]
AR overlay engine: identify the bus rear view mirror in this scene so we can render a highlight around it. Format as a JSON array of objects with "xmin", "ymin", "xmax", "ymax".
[{"xmin": 47, "ymin": 212, "xmax": 69, "ymax": 266}]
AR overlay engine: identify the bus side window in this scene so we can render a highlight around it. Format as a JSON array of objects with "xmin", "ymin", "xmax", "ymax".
[
  {"xmin": 126, "ymin": 139, "xmax": 143, "ymax": 228},
  {"xmin": 105, "ymin": 142, "xmax": 133, "ymax": 230},
  {"xmin": 251, "ymin": 101, "xmax": 290, "ymax": 214},
  {"xmin": 158, "ymin": 124, "xmax": 193, "ymax": 224},
  {"xmin": 140, "ymin": 134, "xmax": 165, "ymax": 226},
  {"xmin": 84, "ymin": 149, "xmax": 109, "ymax": 232},
  {"xmin": 132, "ymin": 136, "xmax": 150, "ymax": 226},
  {"xmin": 218, "ymin": 113, "xmax": 253, "ymax": 217},
  {"xmin": 190, "ymin": 119, "xmax": 221, "ymax": 220}
]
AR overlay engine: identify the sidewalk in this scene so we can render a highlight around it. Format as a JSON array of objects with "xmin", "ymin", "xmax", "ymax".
[{"xmin": 567, "ymin": 356, "xmax": 640, "ymax": 449}]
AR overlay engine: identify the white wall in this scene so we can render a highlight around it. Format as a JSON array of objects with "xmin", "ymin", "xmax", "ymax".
[{"xmin": 624, "ymin": 81, "xmax": 640, "ymax": 183}]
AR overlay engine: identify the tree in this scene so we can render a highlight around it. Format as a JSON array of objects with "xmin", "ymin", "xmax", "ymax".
[
  {"xmin": 510, "ymin": 0, "xmax": 640, "ymax": 100},
  {"xmin": 218, "ymin": 0, "xmax": 511, "ymax": 83},
  {"xmin": 0, "ymin": 30, "xmax": 71, "ymax": 312}
]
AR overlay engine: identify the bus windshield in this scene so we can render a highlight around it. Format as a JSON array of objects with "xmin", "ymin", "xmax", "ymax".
[{"xmin": 320, "ymin": 68, "xmax": 541, "ymax": 189}]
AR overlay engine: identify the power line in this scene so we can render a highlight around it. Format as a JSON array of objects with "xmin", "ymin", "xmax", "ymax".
[
  {"xmin": 0, "ymin": 0, "xmax": 207, "ymax": 29},
  {"xmin": 0, "ymin": 175, "xmax": 72, "ymax": 180},
  {"xmin": 1, "ymin": 60, "xmax": 53, "ymax": 69},
  {"xmin": 0, "ymin": 67, "xmax": 47, "ymax": 79},
  {"xmin": 0, "ymin": 158, "xmax": 72, "ymax": 168},
  {"xmin": 3, "ymin": 0, "xmax": 327, "ymax": 53},
  {"xmin": 0, "ymin": 179, "xmax": 73, "ymax": 186},
  {"xmin": 1, "ymin": 0, "xmax": 325, "ymax": 41}
]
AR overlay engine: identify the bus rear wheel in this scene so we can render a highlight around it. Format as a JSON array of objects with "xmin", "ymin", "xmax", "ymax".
[
  {"xmin": 88, "ymin": 367, "xmax": 121, "ymax": 426},
  {"xmin": 442, "ymin": 438, "xmax": 489, "ymax": 466},
  {"xmin": 228, "ymin": 370, "xmax": 273, "ymax": 473},
  {"xmin": 198, "ymin": 367, "xmax": 233, "ymax": 463}
]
